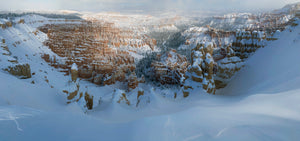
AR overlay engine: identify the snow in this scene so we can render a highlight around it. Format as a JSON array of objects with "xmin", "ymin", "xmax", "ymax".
[
  {"xmin": 0, "ymin": 71, "xmax": 66, "ymax": 111},
  {"xmin": 179, "ymin": 26, "xmax": 235, "ymax": 51},
  {"xmin": 205, "ymin": 54, "xmax": 214, "ymax": 64},
  {"xmin": 1, "ymin": 13, "xmax": 300, "ymax": 141},
  {"xmin": 220, "ymin": 22, "xmax": 300, "ymax": 95},
  {"xmin": 71, "ymin": 63, "xmax": 78, "ymax": 70}
]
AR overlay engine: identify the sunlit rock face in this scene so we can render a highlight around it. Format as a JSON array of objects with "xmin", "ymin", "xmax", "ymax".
[
  {"xmin": 40, "ymin": 20, "xmax": 157, "ymax": 86},
  {"xmin": 151, "ymin": 49, "xmax": 190, "ymax": 85},
  {"xmin": 183, "ymin": 42, "xmax": 216, "ymax": 95}
]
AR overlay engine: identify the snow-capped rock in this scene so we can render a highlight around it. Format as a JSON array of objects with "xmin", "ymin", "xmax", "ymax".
[
  {"xmin": 151, "ymin": 49, "xmax": 190, "ymax": 85},
  {"xmin": 183, "ymin": 42, "xmax": 216, "ymax": 95}
]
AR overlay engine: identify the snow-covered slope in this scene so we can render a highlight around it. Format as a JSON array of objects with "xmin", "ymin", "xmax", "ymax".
[
  {"xmin": 1, "ymin": 15, "xmax": 300, "ymax": 141},
  {"xmin": 220, "ymin": 21, "xmax": 300, "ymax": 95},
  {"xmin": 0, "ymin": 13, "xmax": 190, "ymax": 111}
]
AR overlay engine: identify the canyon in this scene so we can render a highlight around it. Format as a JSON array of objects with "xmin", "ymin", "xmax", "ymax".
[
  {"xmin": 0, "ymin": 3, "xmax": 299, "ymax": 110},
  {"xmin": 1, "ymin": 2, "xmax": 300, "ymax": 141}
]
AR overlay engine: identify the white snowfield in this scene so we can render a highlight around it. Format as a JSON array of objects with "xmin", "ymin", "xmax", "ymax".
[{"xmin": 1, "ymin": 15, "xmax": 300, "ymax": 140}]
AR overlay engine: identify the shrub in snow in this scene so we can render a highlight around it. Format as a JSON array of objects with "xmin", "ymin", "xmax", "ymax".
[
  {"xmin": 84, "ymin": 92, "xmax": 93, "ymax": 110},
  {"xmin": 135, "ymin": 52, "xmax": 157, "ymax": 79},
  {"xmin": 117, "ymin": 93, "xmax": 131, "ymax": 106},
  {"xmin": 136, "ymin": 90, "xmax": 144, "ymax": 107},
  {"xmin": 4, "ymin": 64, "xmax": 31, "ymax": 79}
]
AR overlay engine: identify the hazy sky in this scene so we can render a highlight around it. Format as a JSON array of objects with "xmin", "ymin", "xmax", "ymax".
[{"xmin": 0, "ymin": 0, "xmax": 299, "ymax": 12}]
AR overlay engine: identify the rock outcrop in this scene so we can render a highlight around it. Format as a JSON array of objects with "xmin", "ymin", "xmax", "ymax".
[
  {"xmin": 63, "ymin": 82, "xmax": 94, "ymax": 110},
  {"xmin": 213, "ymin": 47, "xmax": 244, "ymax": 89},
  {"xmin": 71, "ymin": 63, "xmax": 78, "ymax": 82},
  {"xmin": 40, "ymin": 20, "xmax": 156, "ymax": 87},
  {"xmin": 183, "ymin": 43, "xmax": 244, "ymax": 95},
  {"xmin": 183, "ymin": 43, "xmax": 216, "ymax": 95},
  {"xmin": 232, "ymin": 29, "xmax": 280, "ymax": 60},
  {"xmin": 151, "ymin": 49, "xmax": 190, "ymax": 85},
  {"xmin": 232, "ymin": 30, "xmax": 267, "ymax": 60},
  {"xmin": 127, "ymin": 72, "xmax": 139, "ymax": 90}
]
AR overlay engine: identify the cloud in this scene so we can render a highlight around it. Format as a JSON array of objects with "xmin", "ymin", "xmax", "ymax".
[
  {"xmin": 58, "ymin": 0, "xmax": 300, "ymax": 12},
  {"xmin": 0, "ymin": 0, "xmax": 299, "ymax": 12},
  {"xmin": 0, "ymin": 0, "xmax": 59, "ymax": 11}
]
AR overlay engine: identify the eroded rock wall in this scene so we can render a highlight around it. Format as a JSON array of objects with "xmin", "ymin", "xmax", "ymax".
[
  {"xmin": 183, "ymin": 43, "xmax": 216, "ymax": 95},
  {"xmin": 40, "ymin": 20, "xmax": 156, "ymax": 88}
]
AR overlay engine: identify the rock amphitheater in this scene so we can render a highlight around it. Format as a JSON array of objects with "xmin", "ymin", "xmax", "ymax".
[{"xmin": 40, "ymin": 19, "xmax": 157, "ymax": 89}]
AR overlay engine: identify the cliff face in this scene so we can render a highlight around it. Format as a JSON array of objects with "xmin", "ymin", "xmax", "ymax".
[
  {"xmin": 232, "ymin": 29, "xmax": 280, "ymax": 60},
  {"xmin": 40, "ymin": 20, "xmax": 157, "ymax": 88},
  {"xmin": 232, "ymin": 30, "xmax": 267, "ymax": 60},
  {"xmin": 178, "ymin": 11, "xmax": 291, "ymax": 95},
  {"xmin": 182, "ymin": 43, "xmax": 244, "ymax": 95},
  {"xmin": 181, "ymin": 28, "xmax": 281, "ymax": 94}
]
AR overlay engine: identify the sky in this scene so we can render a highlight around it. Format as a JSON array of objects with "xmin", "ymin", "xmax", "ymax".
[{"xmin": 0, "ymin": 0, "xmax": 299, "ymax": 13}]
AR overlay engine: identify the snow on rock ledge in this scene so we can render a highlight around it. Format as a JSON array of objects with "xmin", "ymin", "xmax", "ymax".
[
  {"xmin": 151, "ymin": 49, "xmax": 190, "ymax": 85},
  {"xmin": 183, "ymin": 43, "xmax": 244, "ymax": 95},
  {"xmin": 214, "ymin": 46, "xmax": 244, "ymax": 89},
  {"xmin": 183, "ymin": 42, "xmax": 216, "ymax": 95}
]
